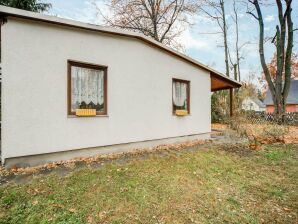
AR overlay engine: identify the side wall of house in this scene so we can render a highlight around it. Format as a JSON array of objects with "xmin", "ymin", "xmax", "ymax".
[{"xmin": 1, "ymin": 18, "xmax": 211, "ymax": 162}]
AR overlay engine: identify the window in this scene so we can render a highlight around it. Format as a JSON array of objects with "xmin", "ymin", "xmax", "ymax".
[
  {"xmin": 172, "ymin": 78, "xmax": 190, "ymax": 114},
  {"xmin": 68, "ymin": 61, "xmax": 107, "ymax": 116}
]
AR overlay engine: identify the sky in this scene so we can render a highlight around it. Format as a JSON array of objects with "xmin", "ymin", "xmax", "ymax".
[{"xmin": 44, "ymin": 0, "xmax": 298, "ymax": 82}]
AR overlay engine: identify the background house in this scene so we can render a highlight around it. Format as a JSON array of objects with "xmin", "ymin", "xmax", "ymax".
[
  {"xmin": 264, "ymin": 80, "xmax": 298, "ymax": 113},
  {"xmin": 242, "ymin": 97, "xmax": 265, "ymax": 112}
]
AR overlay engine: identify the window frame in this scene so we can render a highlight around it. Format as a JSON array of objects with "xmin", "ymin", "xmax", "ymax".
[
  {"xmin": 67, "ymin": 60, "xmax": 108, "ymax": 116},
  {"xmin": 172, "ymin": 78, "xmax": 190, "ymax": 115}
]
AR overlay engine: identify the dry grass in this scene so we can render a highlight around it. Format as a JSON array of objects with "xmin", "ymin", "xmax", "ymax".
[
  {"xmin": 226, "ymin": 118, "xmax": 298, "ymax": 149},
  {"xmin": 0, "ymin": 144, "xmax": 297, "ymax": 224},
  {"xmin": 284, "ymin": 126, "xmax": 298, "ymax": 144},
  {"xmin": 242, "ymin": 124, "xmax": 298, "ymax": 145},
  {"xmin": 211, "ymin": 123, "xmax": 228, "ymax": 131}
]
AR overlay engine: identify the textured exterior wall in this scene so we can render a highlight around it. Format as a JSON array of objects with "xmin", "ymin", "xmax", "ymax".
[
  {"xmin": 266, "ymin": 106, "xmax": 274, "ymax": 113},
  {"xmin": 266, "ymin": 105, "xmax": 298, "ymax": 113},
  {"xmin": 1, "ymin": 18, "xmax": 211, "ymax": 162}
]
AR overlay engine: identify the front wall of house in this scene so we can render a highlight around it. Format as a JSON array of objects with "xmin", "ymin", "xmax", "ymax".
[
  {"xmin": 1, "ymin": 18, "xmax": 211, "ymax": 160},
  {"xmin": 242, "ymin": 99, "xmax": 265, "ymax": 112},
  {"xmin": 242, "ymin": 99, "xmax": 259, "ymax": 111}
]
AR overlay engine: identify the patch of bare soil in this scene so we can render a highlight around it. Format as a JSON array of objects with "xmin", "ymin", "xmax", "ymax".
[{"xmin": 216, "ymin": 143, "xmax": 254, "ymax": 157}]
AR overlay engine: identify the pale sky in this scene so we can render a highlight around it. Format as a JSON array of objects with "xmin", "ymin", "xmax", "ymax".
[{"xmin": 44, "ymin": 0, "xmax": 298, "ymax": 82}]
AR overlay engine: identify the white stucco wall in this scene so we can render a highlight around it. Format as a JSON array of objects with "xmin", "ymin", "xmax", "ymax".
[
  {"xmin": 242, "ymin": 98, "xmax": 265, "ymax": 112},
  {"xmin": 1, "ymin": 18, "xmax": 211, "ymax": 161}
]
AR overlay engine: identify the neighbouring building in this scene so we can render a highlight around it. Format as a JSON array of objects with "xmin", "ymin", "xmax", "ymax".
[
  {"xmin": 0, "ymin": 6, "xmax": 240, "ymax": 167},
  {"xmin": 264, "ymin": 80, "xmax": 298, "ymax": 113},
  {"xmin": 242, "ymin": 97, "xmax": 265, "ymax": 112}
]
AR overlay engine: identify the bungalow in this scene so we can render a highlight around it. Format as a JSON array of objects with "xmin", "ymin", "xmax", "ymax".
[
  {"xmin": 0, "ymin": 6, "xmax": 240, "ymax": 167},
  {"xmin": 242, "ymin": 97, "xmax": 265, "ymax": 112},
  {"xmin": 264, "ymin": 80, "xmax": 298, "ymax": 113}
]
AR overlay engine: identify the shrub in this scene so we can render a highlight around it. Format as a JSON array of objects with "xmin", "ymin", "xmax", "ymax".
[
  {"xmin": 262, "ymin": 124, "xmax": 289, "ymax": 143},
  {"xmin": 227, "ymin": 115, "xmax": 290, "ymax": 150},
  {"xmin": 211, "ymin": 91, "xmax": 229, "ymax": 123}
]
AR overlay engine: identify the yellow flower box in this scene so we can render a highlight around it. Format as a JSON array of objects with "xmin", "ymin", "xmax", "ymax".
[
  {"xmin": 75, "ymin": 109, "xmax": 96, "ymax": 117},
  {"xmin": 175, "ymin": 110, "xmax": 188, "ymax": 116}
]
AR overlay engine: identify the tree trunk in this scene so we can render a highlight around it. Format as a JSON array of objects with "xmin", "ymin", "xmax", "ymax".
[
  {"xmin": 282, "ymin": 0, "xmax": 294, "ymax": 112},
  {"xmin": 220, "ymin": 0, "xmax": 229, "ymax": 77},
  {"xmin": 233, "ymin": 0, "xmax": 241, "ymax": 81},
  {"xmin": 252, "ymin": 0, "xmax": 276, "ymax": 109},
  {"xmin": 233, "ymin": 64, "xmax": 237, "ymax": 80}
]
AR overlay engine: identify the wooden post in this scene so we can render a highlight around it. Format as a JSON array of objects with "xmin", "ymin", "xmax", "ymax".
[{"xmin": 229, "ymin": 88, "xmax": 233, "ymax": 117}]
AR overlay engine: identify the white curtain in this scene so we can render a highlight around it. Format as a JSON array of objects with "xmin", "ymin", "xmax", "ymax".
[
  {"xmin": 173, "ymin": 82, "xmax": 187, "ymax": 108},
  {"xmin": 71, "ymin": 66, "xmax": 104, "ymax": 111}
]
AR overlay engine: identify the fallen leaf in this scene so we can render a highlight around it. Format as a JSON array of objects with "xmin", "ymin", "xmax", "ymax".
[
  {"xmin": 87, "ymin": 215, "xmax": 93, "ymax": 223},
  {"xmin": 32, "ymin": 200, "xmax": 39, "ymax": 205},
  {"xmin": 69, "ymin": 208, "xmax": 76, "ymax": 213}
]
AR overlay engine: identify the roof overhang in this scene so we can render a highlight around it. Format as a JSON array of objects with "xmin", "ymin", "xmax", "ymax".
[
  {"xmin": 211, "ymin": 72, "xmax": 241, "ymax": 91},
  {"xmin": 0, "ymin": 6, "xmax": 241, "ymax": 91}
]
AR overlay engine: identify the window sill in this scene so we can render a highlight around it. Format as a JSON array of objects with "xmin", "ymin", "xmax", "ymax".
[
  {"xmin": 172, "ymin": 114, "xmax": 191, "ymax": 117},
  {"xmin": 67, "ymin": 115, "xmax": 109, "ymax": 118}
]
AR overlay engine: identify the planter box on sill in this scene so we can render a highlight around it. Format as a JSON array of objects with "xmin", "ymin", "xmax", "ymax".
[{"xmin": 75, "ymin": 109, "xmax": 97, "ymax": 117}]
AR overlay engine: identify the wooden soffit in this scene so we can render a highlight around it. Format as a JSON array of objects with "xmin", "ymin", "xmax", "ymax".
[{"xmin": 211, "ymin": 72, "xmax": 241, "ymax": 92}]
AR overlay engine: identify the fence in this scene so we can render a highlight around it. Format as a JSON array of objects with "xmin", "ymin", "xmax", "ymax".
[{"xmin": 245, "ymin": 111, "xmax": 298, "ymax": 125}]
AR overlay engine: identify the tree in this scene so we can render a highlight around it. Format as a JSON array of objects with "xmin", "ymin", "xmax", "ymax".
[
  {"xmin": 199, "ymin": 0, "xmax": 230, "ymax": 77},
  {"xmin": 229, "ymin": 0, "xmax": 249, "ymax": 82},
  {"xmin": 259, "ymin": 52, "xmax": 298, "ymax": 92},
  {"xmin": 232, "ymin": 0, "xmax": 240, "ymax": 81},
  {"xmin": 93, "ymin": 0, "xmax": 198, "ymax": 50},
  {"xmin": 200, "ymin": 0, "xmax": 236, "ymax": 120},
  {"xmin": 0, "ymin": 0, "xmax": 51, "ymax": 12},
  {"xmin": 247, "ymin": 0, "xmax": 294, "ymax": 117}
]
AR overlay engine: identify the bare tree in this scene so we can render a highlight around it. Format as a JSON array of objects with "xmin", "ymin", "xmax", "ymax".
[
  {"xmin": 199, "ymin": 0, "xmax": 230, "ymax": 77},
  {"xmin": 228, "ymin": 0, "xmax": 251, "ymax": 82},
  {"xmin": 94, "ymin": 0, "xmax": 198, "ymax": 49},
  {"xmin": 247, "ymin": 0, "xmax": 294, "ymax": 117},
  {"xmin": 231, "ymin": 0, "xmax": 241, "ymax": 81}
]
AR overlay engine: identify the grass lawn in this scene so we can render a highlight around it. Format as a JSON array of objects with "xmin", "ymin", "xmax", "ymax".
[{"xmin": 0, "ymin": 144, "xmax": 297, "ymax": 224}]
